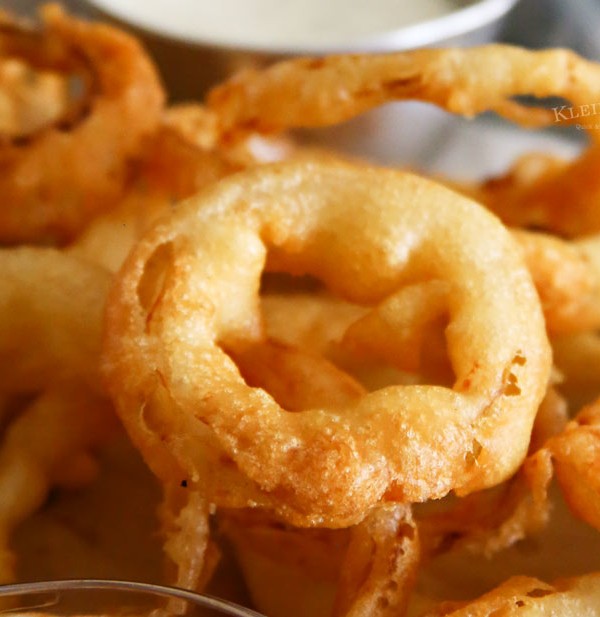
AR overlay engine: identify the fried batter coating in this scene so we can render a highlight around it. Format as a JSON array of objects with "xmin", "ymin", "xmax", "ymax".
[
  {"xmin": 0, "ymin": 385, "xmax": 115, "ymax": 583},
  {"xmin": 103, "ymin": 156, "xmax": 550, "ymax": 527},
  {"xmin": 0, "ymin": 5, "xmax": 164, "ymax": 243}
]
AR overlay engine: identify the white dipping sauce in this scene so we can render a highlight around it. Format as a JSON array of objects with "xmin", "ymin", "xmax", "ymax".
[{"xmin": 90, "ymin": 0, "xmax": 459, "ymax": 49}]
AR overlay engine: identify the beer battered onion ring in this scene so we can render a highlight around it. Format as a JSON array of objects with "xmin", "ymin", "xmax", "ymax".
[
  {"xmin": 423, "ymin": 572, "xmax": 600, "ymax": 616},
  {"xmin": 103, "ymin": 158, "xmax": 551, "ymax": 527},
  {"xmin": 209, "ymin": 45, "xmax": 600, "ymax": 238},
  {"xmin": 0, "ymin": 5, "xmax": 164, "ymax": 243},
  {"xmin": 208, "ymin": 45, "xmax": 600, "ymax": 139}
]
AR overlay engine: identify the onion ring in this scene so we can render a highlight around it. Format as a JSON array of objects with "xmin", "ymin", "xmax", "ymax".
[
  {"xmin": 103, "ymin": 156, "xmax": 551, "ymax": 527},
  {"xmin": 0, "ymin": 5, "xmax": 164, "ymax": 243},
  {"xmin": 0, "ymin": 384, "xmax": 115, "ymax": 583},
  {"xmin": 208, "ymin": 45, "xmax": 600, "ymax": 240},
  {"xmin": 208, "ymin": 46, "xmax": 600, "ymax": 139},
  {"xmin": 224, "ymin": 328, "xmax": 419, "ymax": 617},
  {"xmin": 423, "ymin": 572, "xmax": 600, "ymax": 616},
  {"xmin": 71, "ymin": 120, "xmax": 235, "ymax": 272},
  {"xmin": 553, "ymin": 332, "xmax": 600, "ymax": 408},
  {"xmin": 333, "ymin": 504, "xmax": 419, "ymax": 617},
  {"xmin": 546, "ymin": 400, "xmax": 600, "ymax": 531},
  {"xmin": 514, "ymin": 230, "xmax": 600, "ymax": 335},
  {"xmin": 337, "ymin": 228, "xmax": 600, "ymax": 360},
  {"xmin": 160, "ymin": 484, "xmax": 219, "ymax": 592},
  {"xmin": 260, "ymin": 293, "xmax": 420, "ymax": 390},
  {"xmin": 0, "ymin": 57, "xmax": 71, "ymax": 137},
  {"xmin": 476, "ymin": 146, "xmax": 600, "ymax": 238},
  {"xmin": 223, "ymin": 504, "xmax": 420, "ymax": 617},
  {"xmin": 0, "ymin": 247, "xmax": 111, "ymax": 394},
  {"xmin": 417, "ymin": 385, "xmax": 565, "ymax": 561},
  {"xmin": 164, "ymin": 103, "xmax": 296, "ymax": 167}
]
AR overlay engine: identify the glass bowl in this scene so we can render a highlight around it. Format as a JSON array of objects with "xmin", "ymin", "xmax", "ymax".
[{"xmin": 0, "ymin": 580, "xmax": 263, "ymax": 617}]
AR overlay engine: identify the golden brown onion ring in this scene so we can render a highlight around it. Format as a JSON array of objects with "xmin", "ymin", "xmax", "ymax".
[
  {"xmin": 0, "ymin": 58, "xmax": 71, "ymax": 137},
  {"xmin": 332, "ymin": 228, "xmax": 600, "ymax": 347},
  {"xmin": 546, "ymin": 400, "xmax": 600, "ymax": 531},
  {"xmin": 164, "ymin": 103, "xmax": 297, "ymax": 167},
  {"xmin": 476, "ymin": 146, "xmax": 600, "ymax": 238},
  {"xmin": 160, "ymin": 484, "xmax": 219, "ymax": 592},
  {"xmin": 423, "ymin": 572, "xmax": 600, "ymax": 616},
  {"xmin": 0, "ymin": 247, "xmax": 111, "ymax": 394},
  {"xmin": 103, "ymin": 156, "xmax": 551, "ymax": 527},
  {"xmin": 416, "ymin": 389, "xmax": 565, "ymax": 561},
  {"xmin": 208, "ymin": 46, "xmax": 600, "ymax": 139},
  {"xmin": 71, "ymin": 121, "xmax": 235, "ymax": 272},
  {"xmin": 225, "ymin": 504, "xmax": 420, "ymax": 617},
  {"xmin": 514, "ymin": 230, "xmax": 600, "ymax": 335},
  {"xmin": 209, "ymin": 46, "xmax": 600, "ymax": 239},
  {"xmin": 260, "ymin": 293, "xmax": 421, "ymax": 391},
  {"xmin": 0, "ymin": 384, "xmax": 115, "ymax": 583},
  {"xmin": 334, "ymin": 504, "xmax": 419, "ymax": 617},
  {"xmin": 553, "ymin": 332, "xmax": 600, "ymax": 409},
  {"xmin": 0, "ymin": 5, "xmax": 164, "ymax": 243},
  {"xmin": 225, "ymin": 335, "xmax": 419, "ymax": 617}
]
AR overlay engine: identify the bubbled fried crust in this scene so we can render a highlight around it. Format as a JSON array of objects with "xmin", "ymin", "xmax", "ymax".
[{"xmin": 102, "ymin": 156, "xmax": 550, "ymax": 528}]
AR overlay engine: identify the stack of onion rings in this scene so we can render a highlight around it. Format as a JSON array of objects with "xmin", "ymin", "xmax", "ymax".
[{"xmin": 0, "ymin": 7, "xmax": 598, "ymax": 612}]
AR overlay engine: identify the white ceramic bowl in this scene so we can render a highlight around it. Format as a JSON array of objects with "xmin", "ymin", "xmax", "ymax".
[
  {"xmin": 83, "ymin": 0, "xmax": 520, "ymax": 165},
  {"xmin": 85, "ymin": 0, "xmax": 519, "ymax": 99}
]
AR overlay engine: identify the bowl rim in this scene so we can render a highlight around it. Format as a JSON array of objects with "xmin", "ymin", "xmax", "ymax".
[
  {"xmin": 0, "ymin": 579, "xmax": 264, "ymax": 617},
  {"xmin": 84, "ymin": 0, "xmax": 520, "ymax": 55}
]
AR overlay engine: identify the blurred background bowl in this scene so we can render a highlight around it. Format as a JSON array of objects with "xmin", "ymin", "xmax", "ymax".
[
  {"xmin": 84, "ymin": 0, "xmax": 520, "ymax": 100},
  {"xmin": 7, "ymin": 0, "xmax": 523, "ymax": 165},
  {"xmin": 85, "ymin": 0, "xmax": 520, "ymax": 165}
]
